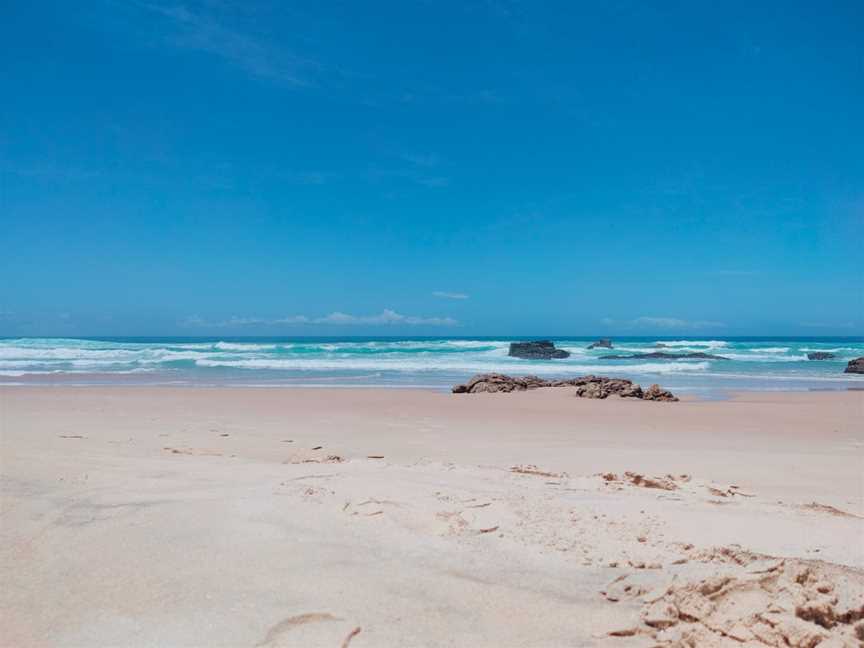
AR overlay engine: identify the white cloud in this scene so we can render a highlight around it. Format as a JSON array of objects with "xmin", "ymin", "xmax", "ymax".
[
  {"xmin": 602, "ymin": 316, "xmax": 726, "ymax": 330},
  {"xmin": 136, "ymin": 2, "xmax": 314, "ymax": 86},
  {"xmin": 432, "ymin": 291, "xmax": 469, "ymax": 300},
  {"xmin": 315, "ymin": 309, "xmax": 456, "ymax": 325},
  {"xmin": 183, "ymin": 309, "xmax": 457, "ymax": 328}
]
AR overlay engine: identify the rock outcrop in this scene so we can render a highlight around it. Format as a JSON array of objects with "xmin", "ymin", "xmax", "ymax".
[
  {"xmin": 587, "ymin": 338, "xmax": 613, "ymax": 349},
  {"xmin": 844, "ymin": 357, "xmax": 864, "ymax": 374},
  {"xmin": 599, "ymin": 352, "xmax": 729, "ymax": 361},
  {"xmin": 508, "ymin": 341, "xmax": 570, "ymax": 359},
  {"xmin": 807, "ymin": 352, "xmax": 836, "ymax": 360},
  {"xmin": 642, "ymin": 384, "xmax": 679, "ymax": 401},
  {"xmin": 452, "ymin": 374, "xmax": 678, "ymax": 401}
]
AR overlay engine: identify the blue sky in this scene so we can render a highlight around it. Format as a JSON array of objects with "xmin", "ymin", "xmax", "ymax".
[{"xmin": 2, "ymin": 1, "xmax": 862, "ymax": 336}]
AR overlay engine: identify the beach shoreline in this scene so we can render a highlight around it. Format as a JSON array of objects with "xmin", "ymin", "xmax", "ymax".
[
  {"xmin": 2, "ymin": 386, "xmax": 862, "ymax": 646},
  {"xmin": 3, "ymin": 336, "xmax": 863, "ymax": 395}
]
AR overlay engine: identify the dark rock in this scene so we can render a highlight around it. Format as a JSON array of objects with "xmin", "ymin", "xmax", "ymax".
[
  {"xmin": 844, "ymin": 357, "xmax": 864, "ymax": 374},
  {"xmin": 642, "ymin": 384, "xmax": 678, "ymax": 402},
  {"xmin": 575, "ymin": 382, "xmax": 608, "ymax": 398},
  {"xmin": 452, "ymin": 373, "xmax": 524, "ymax": 393},
  {"xmin": 807, "ymin": 352, "xmax": 836, "ymax": 360},
  {"xmin": 587, "ymin": 338, "xmax": 613, "ymax": 349},
  {"xmin": 451, "ymin": 373, "xmax": 676, "ymax": 401},
  {"xmin": 508, "ymin": 340, "xmax": 570, "ymax": 359},
  {"xmin": 618, "ymin": 383, "xmax": 644, "ymax": 398},
  {"xmin": 598, "ymin": 352, "xmax": 729, "ymax": 361}
]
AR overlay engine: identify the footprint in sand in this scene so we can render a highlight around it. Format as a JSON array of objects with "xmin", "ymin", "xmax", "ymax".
[
  {"xmin": 603, "ymin": 553, "xmax": 864, "ymax": 647},
  {"xmin": 435, "ymin": 504, "xmax": 501, "ymax": 537},
  {"xmin": 798, "ymin": 501, "xmax": 863, "ymax": 519},
  {"xmin": 256, "ymin": 612, "xmax": 362, "ymax": 647}
]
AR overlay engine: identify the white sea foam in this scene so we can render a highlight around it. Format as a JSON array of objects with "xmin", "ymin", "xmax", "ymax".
[
  {"xmin": 194, "ymin": 357, "xmax": 711, "ymax": 375},
  {"xmin": 553, "ymin": 345, "xmax": 589, "ymax": 355},
  {"xmin": 0, "ymin": 347, "xmax": 142, "ymax": 360},
  {"xmin": 0, "ymin": 368, "xmax": 153, "ymax": 376},
  {"xmin": 140, "ymin": 351, "xmax": 215, "ymax": 362},
  {"xmin": 721, "ymin": 353, "xmax": 809, "ymax": 362},
  {"xmin": 696, "ymin": 370, "xmax": 864, "ymax": 382},
  {"xmin": 0, "ymin": 360, "xmax": 41, "ymax": 368},
  {"xmin": 0, "ymin": 346, "xmax": 217, "ymax": 364},
  {"xmin": 607, "ymin": 345, "xmax": 721, "ymax": 354},
  {"xmin": 654, "ymin": 340, "xmax": 729, "ymax": 349},
  {"xmin": 0, "ymin": 370, "xmax": 64, "ymax": 376},
  {"xmin": 800, "ymin": 348, "xmax": 845, "ymax": 353},
  {"xmin": 213, "ymin": 342, "xmax": 277, "ymax": 351}
]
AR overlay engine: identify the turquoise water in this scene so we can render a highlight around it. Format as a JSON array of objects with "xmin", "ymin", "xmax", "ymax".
[{"xmin": 1, "ymin": 336, "xmax": 862, "ymax": 395}]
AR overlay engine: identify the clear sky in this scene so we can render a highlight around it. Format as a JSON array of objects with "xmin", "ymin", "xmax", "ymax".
[{"xmin": 2, "ymin": 1, "xmax": 862, "ymax": 337}]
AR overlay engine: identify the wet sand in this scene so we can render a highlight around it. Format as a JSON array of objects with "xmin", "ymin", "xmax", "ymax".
[{"xmin": 1, "ymin": 387, "xmax": 862, "ymax": 646}]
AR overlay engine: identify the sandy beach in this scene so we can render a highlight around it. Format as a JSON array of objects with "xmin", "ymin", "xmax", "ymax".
[{"xmin": 1, "ymin": 386, "xmax": 862, "ymax": 647}]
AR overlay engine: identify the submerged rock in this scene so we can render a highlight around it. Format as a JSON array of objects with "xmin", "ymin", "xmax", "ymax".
[
  {"xmin": 807, "ymin": 352, "xmax": 836, "ymax": 360},
  {"xmin": 452, "ymin": 374, "xmax": 677, "ymax": 401},
  {"xmin": 599, "ymin": 352, "xmax": 729, "ymax": 361},
  {"xmin": 587, "ymin": 338, "xmax": 613, "ymax": 349},
  {"xmin": 844, "ymin": 357, "xmax": 864, "ymax": 374},
  {"xmin": 508, "ymin": 340, "xmax": 570, "ymax": 359}
]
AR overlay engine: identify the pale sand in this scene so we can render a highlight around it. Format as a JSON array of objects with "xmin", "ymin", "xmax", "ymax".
[{"xmin": 1, "ymin": 387, "xmax": 862, "ymax": 647}]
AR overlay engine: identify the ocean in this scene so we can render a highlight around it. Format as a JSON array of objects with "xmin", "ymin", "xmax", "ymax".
[{"xmin": 1, "ymin": 336, "xmax": 862, "ymax": 396}]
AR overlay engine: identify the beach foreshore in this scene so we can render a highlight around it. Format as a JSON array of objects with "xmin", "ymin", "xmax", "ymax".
[{"xmin": 1, "ymin": 387, "xmax": 862, "ymax": 646}]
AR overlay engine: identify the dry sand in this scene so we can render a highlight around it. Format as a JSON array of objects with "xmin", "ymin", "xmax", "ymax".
[{"xmin": 1, "ymin": 387, "xmax": 862, "ymax": 647}]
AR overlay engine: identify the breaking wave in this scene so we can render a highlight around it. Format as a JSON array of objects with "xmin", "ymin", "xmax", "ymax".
[{"xmin": 1, "ymin": 336, "xmax": 861, "ymax": 389}]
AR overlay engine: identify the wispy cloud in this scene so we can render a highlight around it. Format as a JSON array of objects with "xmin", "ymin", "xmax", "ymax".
[
  {"xmin": 432, "ymin": 291, "xmax": 469, "ymax": 300},
  {"xmin": 281, "ymin": 171, "xmax": 335, "ymax": 185},
  {"xmin": 369, "ymin": 153, "xmax": 450, "ymax": 189},
  {"xmin": 315, "ymin": 310, "xmax": 456, "ymax": 326},
  {"xmin": 3, "ymin": 160, "xmax": 100, "ymax": 182},
  {"xmin": 415, "ymin": 176, "xmax": 450, "ymax": 188},
  {"xmin": 135, "ymin": 2, "xmax": 317, "ymax": 86},
  {"xmin": 183, "ymin": 309, "xmax": 458, "ymax": 328},
  {"xmin": 392, "ymin": 87, "xmax": 505, "ymax": 107},
  {"xmin": 402, "ymin": 153, "xmax": 440, "ymax": 167},
  {"xmin": 183, "ymin": 315, "xmax": 310, "ymax": 327},
  {"xmin": 602, "ymin": 316, "xmax": 726, "ymax": 330}
]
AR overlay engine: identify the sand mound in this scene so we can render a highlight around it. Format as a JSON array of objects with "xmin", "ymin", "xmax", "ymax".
[{"xmin": 606, "ymin": 551, "xmax": 864, "ymax": 647}]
